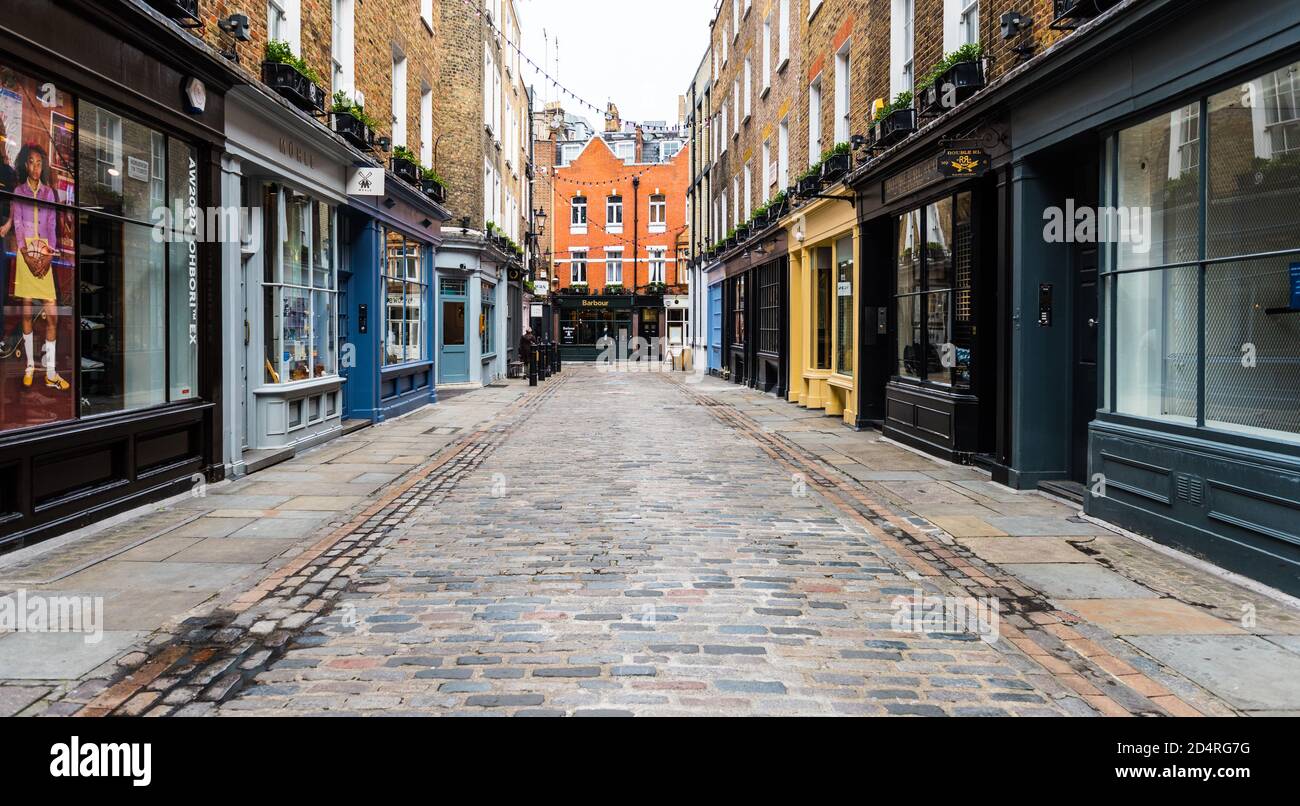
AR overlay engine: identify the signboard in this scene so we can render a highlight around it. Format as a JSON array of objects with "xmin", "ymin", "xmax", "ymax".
[
  {"xmin": 1291, "ymin": 262, "xmax": 1300, "ymax": 310},
  {"xmin": 347, "ymin": 165, "xmax": 385, "ymax": 196},
  {"xmin": 561, "ymin": 324, "xmax": 577, "ymax": 344},
  {"xmin": 127, "ymin": 156, "xmax": 150, "ymax": 182},
  {"xmin": 838, "ymin": 281, "xmax": 852, "ymax": 297},
  {"xmin": 531, "ymin": 303, "xmax": 543, "ymax": 318},
  {"xmin": 535, "ymin": 280, "xmax": 549, "ymax": 295},
  {"xmin": 938, "ymin": 147, "xmax": 991, "ymax": 178}
]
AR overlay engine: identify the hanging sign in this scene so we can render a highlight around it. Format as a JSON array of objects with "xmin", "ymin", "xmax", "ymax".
[
  {"xmin": 938, "ymin": 147, "xmax": 991, "ymax": 178},
  {"xmin": 347, "ymin": 165, "xmax": 385, "ymax": 196}
]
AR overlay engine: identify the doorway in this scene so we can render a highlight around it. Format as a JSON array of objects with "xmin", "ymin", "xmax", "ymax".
[
  {"xmin": 638, "ymin": 308, "xmax": 660, "ymax": 359},
  {"xmin": 1070, "ymin": 159, "xmax": 1100, "ymax": 484},
  {"xmin": 439, "ymin": 277, "xmax": 469, "ymax": 383}
]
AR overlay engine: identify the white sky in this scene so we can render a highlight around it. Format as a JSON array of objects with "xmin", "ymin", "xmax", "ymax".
[{"xmin": 518, "ymin": 0, "xmax": 717, "ymax": 127}]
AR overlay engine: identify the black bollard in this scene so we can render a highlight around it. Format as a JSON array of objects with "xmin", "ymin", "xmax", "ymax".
[{"xmin": 528, "ymin": 341, "xmax": 538, "ymax": 386}]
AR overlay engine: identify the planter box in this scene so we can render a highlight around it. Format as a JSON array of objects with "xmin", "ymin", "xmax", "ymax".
[
  {"xmin": 795, "ymin": 174, "xmax": 822, "ymax": 197},
  {"xmin": 391, "ymin": 156, "xmax": 420, "ymax": 185},
  {"xmin": 1053, "ymin": 0, "xmax": 1120, "ymax": 24},
  {"xmin": 332, "ymin": 111, "xmax": 374, "ymax": 150},
  {"xmin": 768, "ymin": 198, "xmax": 790, "ymax": 220},
  {"xmin": 820, "ymin": 152, "xmax": 851, "ymax": 183},
  {"xmin": 262, "ymin": 61, "xmax": 326, "ymax": 114},
  {"xmin": 870, "ymin": 108, "xmax": 917, "ymax": 148},
  {"xmin": 922, "ymin": 60, "xmax": 986, "ymax": 115},
  {"xmin": 420, "ymin": 178, "xmax": 447, "ymax": 203}
]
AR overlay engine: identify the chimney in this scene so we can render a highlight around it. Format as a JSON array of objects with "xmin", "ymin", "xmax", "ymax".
[{"xmin": 604, "ymin": 101, "xmax": 621, "ymax": 133}]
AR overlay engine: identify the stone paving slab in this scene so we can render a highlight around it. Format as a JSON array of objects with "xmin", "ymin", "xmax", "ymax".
[
  {"xmin": 1127, "ymin": 635, "xmax": 1300, "ymax": 711},
  {"xmin": 1002, "ymin": 563, "xmax": 1161, "ymax": 599}
]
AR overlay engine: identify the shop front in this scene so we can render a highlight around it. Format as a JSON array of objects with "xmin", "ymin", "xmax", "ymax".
[
  {"xmin": 717, "ymin": 232, "xmax": 789, "ymax": 396},
  {"xmin": 705, "ymin": 260, "xmax": 724, "ymax": 375},
  {"xmin": 220, "ymin": 81, "xmax": 359, "ymax": 475},
  {"xmin": 788, "ymin": 195, "xmax": 859, "ymax": 427},
  {"xmin": 0, "ymin": 1, "xmax": 231, "ymax": 548},
  {"xmin": 854, "ymin": 127, "xmax": 1008, "ymax": 461},
  {"xmin": 1009, "ymin": 0, "xmax": 1300, "ymax": 592},
  {"xmin": 434, "ymin": 232, "xmax": 509, "ymax": 387},
  {"xmin": 341, "ymin": 174, "xmax": 448, "ymax": 424},
  {"xmin": 556, "ymin": 293, "xmax": 632, "ymax": 362}
]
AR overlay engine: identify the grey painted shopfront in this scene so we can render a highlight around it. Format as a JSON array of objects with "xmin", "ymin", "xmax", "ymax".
[{"xmin": 1007, "ymin": 0, "xmax": 1300, "ymax": 593}]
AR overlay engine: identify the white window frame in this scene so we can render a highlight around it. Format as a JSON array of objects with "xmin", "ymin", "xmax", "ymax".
[
  {"xmin": 570, "ymin": 248, "xmax": 588, "ymax": 285},
  {"xmin": 960, "ymin": 0, "xmax": 979, "ymax": 46},
  {"xmin": 762, "ymin": 139, "xmax": 773, "ymax": 195},
  {"xmin": 809, "ymin": 0, "xmax": 823, "ymax": 21},
  {"xmin": 733, "ymin": 80, "xmax": 741, "ymax": 137},
  {"xmin": 391, "ymin": 45, "xmax": 407, "ymax": 148},
  {"xmin": 606, "ymin": 194, "xmax": 624, "ymax": 233},
  {"xmin": 893, "ymin": 0, "xmax": 915, "ymax": 95},
  {"xmin": 649, "ymin": 194, "xmax": 667, "ymax": 232},
  {"xmin": 648, "ymin": 247, "xmax": 667, "ymax": 284},
  {"xmin": 420, "ymin": 0, "xmax": 433, "ymax": 30},
  {"xmin": 834, "ymin": 41, "xmax": 851, "ymax": 146},
  {"xmin": 330, "ymin": 0, "xmax": 354, "ymax": 96},
  {"xmin": 778, "ymin": 116, "xmax": 790, "ymax": 189},
  {"xmin": 743, "ymin": 160, "xmax": 752, "ymax": 220},
  {"xmin": 419, "ymin": 83, "xmax": 433, "ymax": 166},
  {"xmin": 762, "ymin": 15, "xmax": 773, "ymax": 95},
  {"xmin": 778, "ymin": 0, "xmax": 791, "ymax": 70},
  {"xmin": 570, "ymin": 195, "xmax": 587, "ymax": 233},
  {"xmin": 808, "ymin": 75, "xmax": 823, "ymax": 165},
  {"xmin": 743, "ymin": 59, "xmax": 753, "ymax": 121},
  {"xmin": 605, "ymin": 248, "xmax": 624, "ymax": 285}
]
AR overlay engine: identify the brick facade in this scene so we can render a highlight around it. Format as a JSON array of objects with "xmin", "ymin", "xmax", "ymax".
[{"xmin": 551, "ymin": 139, "xmax": 690, "ymax": 294}]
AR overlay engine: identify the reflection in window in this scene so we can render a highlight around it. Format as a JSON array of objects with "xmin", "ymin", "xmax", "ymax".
[
  {"xmin": 385, "ymin": 230, "xmax": 425, "ymax": 366},
  {"xmin": 261, "ymin": 185, "xmax": 338, "ymax": 382}
]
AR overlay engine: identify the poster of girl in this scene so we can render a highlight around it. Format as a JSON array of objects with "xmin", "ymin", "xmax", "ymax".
[{"xmin": 12, "ymin": 142, "xmax": 69, "ymax": 392}]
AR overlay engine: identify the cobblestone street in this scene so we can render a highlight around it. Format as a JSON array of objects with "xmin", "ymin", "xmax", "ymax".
[{"xmin": 6, "ymin": 365, "xmax": 1300, "ymax": 717}]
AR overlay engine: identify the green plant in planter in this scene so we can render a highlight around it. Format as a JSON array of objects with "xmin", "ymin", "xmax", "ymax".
[
  {"xmin": 331, "ymin": 91, "xmax": 381, "ymax": 129},
  {"xmin": 604, "ymin": 284, "xmax": 626, "ymax": 295},
  {"xmin": 916, "ymin": 43, "xmax": 985, "ymax": 96},
  {"xmin": 874, "ymin": 90, "xmax": 914, "ymax": 124},
  {"xmin": 265, "ymin": 40, "xmax": 323, "ymax": 86},
  {"xmin": 419, "ymin": 165, "xmax": 446, "ymax": 187},
  {"xmin": 392, "ymin": 144, "xmax": 419, "ymax": 164}
]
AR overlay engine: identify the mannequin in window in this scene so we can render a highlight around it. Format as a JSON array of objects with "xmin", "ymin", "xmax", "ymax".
[{"xmin": 11, "ymin": 144, "xmax": 68, "ymax": 391}]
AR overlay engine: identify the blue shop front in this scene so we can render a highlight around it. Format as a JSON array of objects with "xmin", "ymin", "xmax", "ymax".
[{"xmin": 340, "ymin": 170, "xmax": 450, "ymax": 423}]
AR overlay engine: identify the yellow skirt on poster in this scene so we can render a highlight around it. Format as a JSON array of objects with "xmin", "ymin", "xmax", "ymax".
[{"xmin": 14, "ymin": 239, "xmax": 56, "ymax": 302}]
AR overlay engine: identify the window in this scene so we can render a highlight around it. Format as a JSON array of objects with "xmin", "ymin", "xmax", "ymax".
[
  {"xmin": 1101, "ymin": 60, "xmax": 1300, "ymax": 442},
  {"xmin": 420, "ymin": 84, "xmax": 433, "ymax": 166},
  {"xmin": 268, "ymin": 0, "xmax": 288, "ymax": 45},
  {"xmin": 606, "ymin": 194, "xmax": 623, "ymax": 230},
  {"xmin": 391, "ymin": 45, "xmax": 407, "ymax": 147},
  {"xmin": 331, "ymin": 0, "xmax": 354, "ymax": 95},
  {"xmin": 759, "ymin": 262, "xmax": 781, "ymax": 356},
  {"xmin": 383, "ymin": 230, "xmax": 425, "ymax": 366},
  {"xmin": 649, "ymin": 247, "xmax": 667, "ymax": 284},
  {"xmin": 778, "ymin": 0, "xmax": 791, "ymax": 68},
  {"xmin": 733, "ymin": 176, "xmax": 740, "ymax": 226},
  {"xmin": 606, "ymin": 248, "xmax": 624, "ymax": 285},
  {"xmin": 808, "ymin": 76, "xmax": 823, "ymax": 165},
  {"xmin": 649, "ymin": 194, "xmax": 667, "ymax": 231},
  {"xmin": 836, "ymin": 235, "xmax": 854, "ymax": 376},
  {"xmin": 480, "ymin": 280, "xmax": 496, "ymax": 355},
  {"xmin": 894, "ymin": 0, "xmax": 915, "ymax": 94},
  {"xmin": 834, "ymin": 43, "xmax": 851, "ymax": 145},
  {"xmin": 809, "ymin": 0, "xmax": 823, "ymax": 19},
  {"xmin": 732, "ymin": 275, "xmax": 746, "ymax": 346},
  {"xmin": 894, "ymin": 193, "xmax": 971, "ymax": 386},
  {"xmin": 570, "ymin": 249, "xmax": 588, "ymax": 285},
  {"xmin": 615, "ymin": 140, "xmax": 635, "ymax": 163},
  {"xmin": 960, "ymin": 0, "xmax": 979, "ymax": 45},
  {"xmin": 762, "ymin": 140, "xmax": 773, "ymax": 196},
  {"xmin": 420, "ymin": 0, "xmax": 433, "ymax": 28},
  {"xmin": 743, "ymin": 59, "xmax": 753, "ymax": 121},
  {"xmin": 733, "ymin": 80, "xmax": 741, "ymax": 136},
  {"xmin": 260, "ymin": 187, "xmax": 339, "ymax": 383},
  {"xmin": 571, "ymin": 195, "xmax": 588, "ymax": 229},
  {"xmin": 762, "ymin": 16, "xmax": 772, "ymax": 93},
  {"xmin": 743, "ymin": 160, "xmax": 752, "ymax": 220},
  {"xmin": 561, "ymin": 143, "xmax": 582, "ymax": 165},
  {"xmin": 778, "ymin": 116, "xmax": 790, "ymax": 189},
  {"xmin": 814, "ymin": 248, "xmax": 832, "ymax": 369}
]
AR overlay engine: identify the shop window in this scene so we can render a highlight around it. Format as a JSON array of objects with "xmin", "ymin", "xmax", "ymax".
[
  {"xmin": 0, "ymin": 68, "xmax": 206, "ymax": 433},
  {"xmin": 758, "ymin": 262, "xmax": 781, "ymax": 356},
  {"xmin": 481, "ymin": 280, "xmax": 496, "ymax": 355},
  {"xmin": 814, "ymin": 247, "xmax": 832, "ymax": 369},
  {"xmin": 1103, "ymin": 60, "xmax": 1300, "ymax": 442},
  {"xmin": 732, "ymin": 275, "xmax": 746, "ymax": 346},
  {"xmin": 384, "ymin": 229, "xmax": 425, "ymax": 366},
  {"xmin": 894, "ymin": 192, "xmax": 971, "ymax": 385},
  {"xmin": 836, "ymin": 236, "xmax": 854, "ymax": 376},
  {"xmin": 262, "ymin": 186, "xmax": 339, "ymax": 382}
]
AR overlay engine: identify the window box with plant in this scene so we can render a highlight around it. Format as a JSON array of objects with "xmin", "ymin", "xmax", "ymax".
[
  {"xmin": 819, "ymin": 142, "xmax": 852, "ymax": 183},
  {"xmin": 567, "ymin": 283, "xmax": 589, "ymax": 295},
  {"xmin": 420, "ymin": 166, "xmax": 447, "ymax": 202},
  {"xmin": 767, "ymin": 190, "xmax": 790, "ymax": 220},
  {"xmin": 870, "ymin": 92, "xmax": 917, "ymax": 148},
  {"xmin": 1053, "ymin": 0, "xmax": 1121, "ymax": 26},
  {"xmin": 603, "ymin": 284, "xmax": 627, "ymax": 295},
  {"xmin": 263, "ymin": 41, "xmax": 327, "ymax": 114},
  {"xmin": 795, "ymin": 164, "xmax": 824, "ymax": 197},
  {"xmin": 918, "ymin": 44, "xmax": 986, "ymax": 116},
  {"xmin": 645, "ymin": 281, "xmax": 668, "ymax": 295},
  {"xmin": 735, "ymin": 222, "xmax": 750, "ymax": 241},
  {"xmin": 330, "ymin": 92, "xmax": 378, "ymax": 150},
  {"xmin": 390, "ymin": 145, "xmax": 421, "ymax": 185}
]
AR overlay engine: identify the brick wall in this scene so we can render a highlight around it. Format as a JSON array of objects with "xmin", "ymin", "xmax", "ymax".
[{"xmin": 552, "ymin": 139, "xmax": 691, "ymax": 293}]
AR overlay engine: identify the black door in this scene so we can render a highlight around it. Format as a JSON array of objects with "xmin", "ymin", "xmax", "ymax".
[
  {"xmin": 638, "ymin": 308, "xmax": 660, "ymax": 360},
  {"xmin": 1071, "ymin": 244, "xmax": 1099, "ymax": 482}
]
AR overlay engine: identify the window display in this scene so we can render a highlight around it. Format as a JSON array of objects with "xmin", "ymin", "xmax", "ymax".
[
  {"xmin": 0, "ymin": 65, "xmax": 202, "ymax": 432},
  {"xmin": 261, "ymin": 184, "xmax": 337, "ymax": 382},
  {"xmin": 894, "ymin": 192, "xmax": 973, "ymax": 385},
  {"xmin": 384, "ymin": 229, "xmax": 426, "ymax": 366}
]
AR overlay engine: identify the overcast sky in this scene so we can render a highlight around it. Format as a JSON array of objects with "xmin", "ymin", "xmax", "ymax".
[{"xmin": 518, "ymin": 0, "xmax": 717, "ymax": 127}]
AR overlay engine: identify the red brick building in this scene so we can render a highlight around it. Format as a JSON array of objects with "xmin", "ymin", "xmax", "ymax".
[{"xmin": 549, "ymin": 132, "xmax": 689, "ymax": 358}]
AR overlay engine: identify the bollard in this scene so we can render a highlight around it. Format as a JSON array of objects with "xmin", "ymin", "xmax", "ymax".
[
  {"xmin": 554, "ymin": 341, "xmax": 562, "ymax": 373},
  {"xmin": 528, "ymin": 342, "xmax": 538, "ymax": 386}
]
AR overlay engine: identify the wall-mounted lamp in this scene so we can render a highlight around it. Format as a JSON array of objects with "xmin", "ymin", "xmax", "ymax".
[
  {"xmin": 376, "ymin": 136, "xmax": 392, "ymax": 153},
  {"xmin": 1000, "ymin": 11, "xmax": 1030, "ymax": 38}
]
